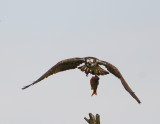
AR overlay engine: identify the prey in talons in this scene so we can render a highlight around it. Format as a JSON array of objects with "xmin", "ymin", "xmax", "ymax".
[{"xmin": 90, "ymin": 75, "xmax": 99, "ymax": 96}]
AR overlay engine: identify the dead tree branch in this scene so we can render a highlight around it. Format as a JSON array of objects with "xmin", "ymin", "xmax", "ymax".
[{"xmin": 84, "ymin": 113, "xmax": 100, "ymax": 124}]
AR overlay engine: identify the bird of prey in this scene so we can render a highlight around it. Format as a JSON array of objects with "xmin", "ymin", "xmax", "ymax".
[{"xmin": 22, "ymin": 57, "xmax": 141, "ymax": 104}]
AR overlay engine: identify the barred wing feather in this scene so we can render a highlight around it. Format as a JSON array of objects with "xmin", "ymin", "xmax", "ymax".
[
  {"xmin": 98, "ymin": 60, "xmax": 141, "ymax": 104},
  {"xmin": 22, "ymin": 58, "xmax": 84, "ymax": 89}
]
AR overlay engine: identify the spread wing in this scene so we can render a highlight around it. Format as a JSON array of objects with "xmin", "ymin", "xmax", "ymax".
[
  {"xmin": 22, "ymin": 58, "xmax": 85, "ymax": 90},
  {"xmin": 98, "ymin": 60, "xmax": 141, "ymax": 104}
]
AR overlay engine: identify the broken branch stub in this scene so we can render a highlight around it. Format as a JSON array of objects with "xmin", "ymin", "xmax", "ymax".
[{"xmin": 84, "ymin": 113, "xmax": 100, "ymax": 124}]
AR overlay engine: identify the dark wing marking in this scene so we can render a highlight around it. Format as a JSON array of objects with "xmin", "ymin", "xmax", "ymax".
[
  {"xmin": 98, "ymin": 60, "xmax": 141, "ymax": 104},
  {"xmin": 22, "ymin": 58, "xmax": 85, "ymax": 90}
]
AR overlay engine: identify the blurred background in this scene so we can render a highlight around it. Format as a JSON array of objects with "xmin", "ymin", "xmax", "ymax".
[{"xmin": 0, "ymin": 0, "xmax": 160, "ymax": 123}]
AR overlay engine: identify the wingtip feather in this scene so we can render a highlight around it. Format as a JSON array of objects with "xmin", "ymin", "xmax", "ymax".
[{"xmin": 22, "ymin": 84, "xmax": 32, "ymax": 90}]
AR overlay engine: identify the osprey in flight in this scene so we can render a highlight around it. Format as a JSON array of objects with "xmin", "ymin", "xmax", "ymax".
[{"xmin": 22, "ymin": 57, "xmax": 141, "ymax": 104}]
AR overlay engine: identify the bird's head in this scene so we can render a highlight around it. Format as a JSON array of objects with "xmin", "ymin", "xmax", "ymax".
[{"xmin": 85, "ymin": 57, "xmax": 97, "ymax": 68}]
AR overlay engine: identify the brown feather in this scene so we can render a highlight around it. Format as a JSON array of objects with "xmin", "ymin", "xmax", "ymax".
[
  {"xmin": 22, "ymin": 58, "xmax": 84, "ymax": 89},
  {"xmin": 98, "ymin": 60, "xmax": 141, "ymax": 104},
  {"xmin": 78, "ymin": 65, "xmax": 109, "ymax": 76}
]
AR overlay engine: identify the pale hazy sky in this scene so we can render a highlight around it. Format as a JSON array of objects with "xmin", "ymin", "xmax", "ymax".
[{"xmin": 0, "ymin": 0, "xmax": 160, "ymax": 124}]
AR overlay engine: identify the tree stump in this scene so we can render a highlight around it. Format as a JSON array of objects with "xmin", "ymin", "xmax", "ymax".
[{"xmin": 84, "ymin": 113, "xmax": 100, "ymax": 124}]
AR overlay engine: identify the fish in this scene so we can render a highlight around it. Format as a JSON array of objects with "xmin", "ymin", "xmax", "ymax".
[{"xmin": 90, "ymin": 76, "xmax": 99, "ymax": 96}]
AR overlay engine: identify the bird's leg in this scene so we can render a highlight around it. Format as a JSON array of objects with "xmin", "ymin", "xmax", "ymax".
[{"xmin": 95, "ymin": 75, "xmax": 99, "ymax": 79}]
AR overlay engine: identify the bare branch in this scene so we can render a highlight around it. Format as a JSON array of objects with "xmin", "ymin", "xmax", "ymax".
[{"xmin": 84, "ymin": 113, "xmax": 100, "ymax": 124}]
